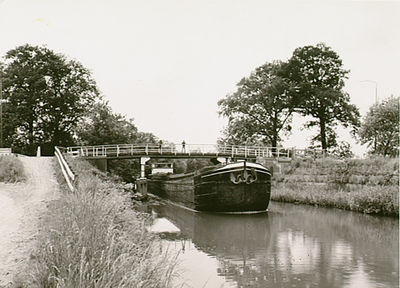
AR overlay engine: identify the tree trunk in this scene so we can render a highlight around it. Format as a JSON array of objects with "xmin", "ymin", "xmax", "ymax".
[
  {"xmin": 272, "ymin": 115, "xmax": 279, "ymax": 156},
  {"xmin": 320, "ymin": 117, "xmax": 327, "ymax": 151}
]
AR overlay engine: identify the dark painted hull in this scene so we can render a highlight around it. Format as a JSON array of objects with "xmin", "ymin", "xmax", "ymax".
[{"xmin": 148, "ymin": 162, "xmax": 271, "ymax": 212}]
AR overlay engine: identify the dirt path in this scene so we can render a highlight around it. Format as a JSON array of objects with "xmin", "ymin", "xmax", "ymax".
[{"xmin": 0, "ymin": 157, "xmax": 59, "ymax": 287}]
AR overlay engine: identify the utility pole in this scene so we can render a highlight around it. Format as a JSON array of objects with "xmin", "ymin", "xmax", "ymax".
[
  {"xmin": 360, "ymin": 80, "xmax": 378, "ymax": 104},
  {"xmin": 360, "ymin": 80, "xmax": 378, "ymax": 153}
]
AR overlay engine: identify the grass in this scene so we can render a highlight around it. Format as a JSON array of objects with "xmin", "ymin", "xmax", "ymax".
[
  {"xmin": 272, "ymin": 157, "xmax": 399, "ymax": 217},
  {"xmin": 15, "ymin": 156, "xmax": 179, "ymax": 288},
  {"xmin": 0, "ymin": 155, "xmax": 26, "ymax": 183}
]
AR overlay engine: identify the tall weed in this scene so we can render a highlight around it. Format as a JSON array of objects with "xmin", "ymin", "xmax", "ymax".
[
  {"xmin": 17, "ymin": 157, "xmax": 178, "ymax": 288},
  {"xmin": 273, "ymin": 157, "xmax": 399, "ymax": 216},
  {"xmin": 272, "ymin": 183, "xmax": 399, "ymax": 217}
]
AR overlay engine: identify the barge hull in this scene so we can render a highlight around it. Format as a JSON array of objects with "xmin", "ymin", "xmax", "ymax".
[{"xmin": 148, "ymin": 162, "xmax": 271, "ymax": 213}]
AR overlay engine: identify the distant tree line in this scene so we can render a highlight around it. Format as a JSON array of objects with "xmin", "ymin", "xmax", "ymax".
[{"xmin": 218, "ymin": 42, "xmax": 398, "ymax": 157}]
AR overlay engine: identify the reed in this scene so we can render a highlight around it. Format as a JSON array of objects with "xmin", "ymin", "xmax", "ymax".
[
  {"xmin": 0, "ymin": 155, "xmax": 26, "ymax": 182},
  {"xmin": 16, "ymin": 157, "xmax": 179, "ymax": 288}
]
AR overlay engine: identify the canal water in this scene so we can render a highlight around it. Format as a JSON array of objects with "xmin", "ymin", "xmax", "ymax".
[{"xmin": 146, "ymin": 201, "xmax": 399, "ymax": 288}]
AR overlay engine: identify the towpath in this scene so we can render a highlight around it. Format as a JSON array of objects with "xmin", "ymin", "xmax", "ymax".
[{"xmin": 0, "ymin": 157, "xmax": 59, "ymax": 287}]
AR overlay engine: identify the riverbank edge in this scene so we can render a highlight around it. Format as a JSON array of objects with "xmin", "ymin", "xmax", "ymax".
[
  {"xmin": 269, "ymin": 157, "xmax": 399, "ymax": 217},
  {"xmin": 13, "ymin": 156, "xmax": 179, "ymax": 288}
]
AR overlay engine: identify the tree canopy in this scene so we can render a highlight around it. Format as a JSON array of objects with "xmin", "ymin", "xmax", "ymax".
[
  {"xmin": 218, "ymin": 43, "xmax": 360, "ymax": 151},
  {"xmin": 76, "ymin": 101, "xmax": 138, "ymax": 145},
  {"xmin": 358, "ymin": 96, "xmax": 399, "ymax": 157},
  {"xmin": 284, "ymin": 43, "xmax": 360, "ymax": 150},
  {"xmin": 1, "ymin": 44, "xmax": 99, "ymax": 154},
  {"xmin": 218, "ymin": 61, "xmax": 297, "ymax": 147},
  {"xmin": 76, "ymin": 101, "xmax": 159, "ymax": 146}
]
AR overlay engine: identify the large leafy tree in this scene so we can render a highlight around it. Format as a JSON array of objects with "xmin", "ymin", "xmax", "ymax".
[
  {"xmin": 76, "ymin": 101, "xmax": 139, "ymax": 145},
  {"xmin": 1, "ymin": 44, "xmax": 99, "ymax": 155},
  {"xmin": 358, "ymin": 96, "xmax": 399, "ymax": 157},
  {"xmin": 284, "ymin": 43, "xmax": 360, "ymax": 150},
  {"xmin": 218, "ymin": 61, "xmax": 298, "ymax": 147},
  {"xmin": 76, "ymin": 101, "xmax": 159, "ymax": 145}
]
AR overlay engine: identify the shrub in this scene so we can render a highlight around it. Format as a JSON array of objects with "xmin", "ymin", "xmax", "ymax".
[
  {"xmin": 0, "ymin": 156, "xmax": 26, "ymax": 182},
  {"xmin": 349, "ymin": 186, "xmax": 399, "ymax": 216}
]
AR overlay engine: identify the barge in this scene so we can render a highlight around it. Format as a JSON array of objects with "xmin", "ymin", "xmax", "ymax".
[{"xmin": 147, "ymin": 161, "xmax": 271, "ymax": 213}]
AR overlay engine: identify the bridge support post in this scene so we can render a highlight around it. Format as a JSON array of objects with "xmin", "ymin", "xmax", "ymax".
[
  {"xmin": 136, "ymin": 178, "xmax": 148, "ymax": 196},
  {"xmin": 292, "ymin": 147, "xmax": 296, "ymax": 159},
  {"xmin": 140, "ymin": 156, "xmax": 151, "ymax": 178}
]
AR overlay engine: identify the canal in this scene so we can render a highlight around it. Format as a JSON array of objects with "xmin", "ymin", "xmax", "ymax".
[{"xmin": 146, "ymin": 201, "xmax": 399, "ymax": 288}]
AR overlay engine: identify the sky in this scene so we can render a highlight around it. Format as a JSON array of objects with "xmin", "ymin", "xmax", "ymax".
[{"xmin": 0, "ymin": 0, "xmax": 399, "ymax": 157}]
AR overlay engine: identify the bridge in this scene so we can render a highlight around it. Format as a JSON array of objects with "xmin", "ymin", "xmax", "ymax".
[
  {"xmin": 62, "ymin": 143, "xmax": 325, "ymax": 178},
  {"xmin": 65, "ymin": 143, "xmax": 293, "ymax": 159},
  {"xmin": 63, "ymin": 143, "xmax": 296, "ymax": 178}
]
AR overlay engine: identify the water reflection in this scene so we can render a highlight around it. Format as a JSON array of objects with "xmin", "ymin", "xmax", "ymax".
[{"xmin": 147, "ymin": 201, "xmax": 398, "ymax": 288}]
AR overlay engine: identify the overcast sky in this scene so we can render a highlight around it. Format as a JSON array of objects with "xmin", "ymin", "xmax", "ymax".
[{"xmin": 0, "ymin": 0, "xmax": 399, "ymax": 156}]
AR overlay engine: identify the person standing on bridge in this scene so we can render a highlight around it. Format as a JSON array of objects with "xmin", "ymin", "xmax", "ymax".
[
  {"xmin": 159, "ymin": 140, "xmax": 163, "ymax": 153},
  {"xmin": 182, "ymin": 140, "xmax": 186, "ymax": 153}
]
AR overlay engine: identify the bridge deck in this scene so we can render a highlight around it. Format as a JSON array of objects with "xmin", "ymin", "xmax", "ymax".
[{"xmin": 65, "ymin": 144, "xmax": 293, "ymax": 160}]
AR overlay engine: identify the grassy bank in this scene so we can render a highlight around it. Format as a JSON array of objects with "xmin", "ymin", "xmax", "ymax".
[
  {"xmin": 272, "ymin": 157, "xmax": 399, "ymax": 217},
  {"xmin": 16, "ymin": 157, "xmax": 178, "ymax": 288},
  {"xmin": 0, "ymin": 155, "xmax": 26, "ymax": 182}
]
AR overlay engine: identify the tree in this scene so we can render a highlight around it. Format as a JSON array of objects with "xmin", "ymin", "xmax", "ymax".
[
  {"xmin": 1, "ymin": 44, "xmax": 99, "ymax": 155},
  {"xmin": 76, "ymin": 101, "xmax": 160, "ymax": 146},
  {"xmin": 218, "ymin": 61, "xmax": 297, "ymax": 147},
  {"xmin": 135, "ymin": 132, "xmax": 158, "ymax": 144},
  {"xmin": 76, "ymin": 101, "xmax": 139, "ymax": 145},
  {"xmin": 329, "ymin": 141, "xmax": 355, "ymax": 159},
  {"xmin": 284, "ymin": 43, "xmax": 360, "ymax": 150},
  {"xmin": 358, "ymin": 96, "xmax": 399, "ymax": 157},
  {"xmin": 76, "ymin": 101, "xmax": 160, "ymax": 182}
]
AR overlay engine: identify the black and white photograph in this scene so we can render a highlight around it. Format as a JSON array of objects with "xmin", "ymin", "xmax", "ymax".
[{"xmin": 0, "ymin": 1, "xmax": 398, "ymax": 287}]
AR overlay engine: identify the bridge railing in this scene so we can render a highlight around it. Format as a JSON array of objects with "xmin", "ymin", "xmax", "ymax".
[
  {"xmin": 0, "ymin": 148, "xmax": 12, "ymax": 157},
  {"xmin": 294, "ymin": 148, "xmax": 326, "ymax": 159},
  {"xmin": 55, "ymin": 146, "xmax": 76, "ymax": 192},
  {"xmin": 66, "ymin": 143, "xmax": 294, "ymax": 159}
]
